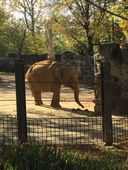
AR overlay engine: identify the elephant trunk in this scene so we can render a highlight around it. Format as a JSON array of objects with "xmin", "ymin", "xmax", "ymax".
[{"xmin": 74, "ymin": 89, "xmax": 84, "ymax": 108}]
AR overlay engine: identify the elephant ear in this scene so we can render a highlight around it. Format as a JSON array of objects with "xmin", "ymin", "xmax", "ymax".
[{"xmin": 54, "ymin": 66, "xmax": 64, "ymax": 83}]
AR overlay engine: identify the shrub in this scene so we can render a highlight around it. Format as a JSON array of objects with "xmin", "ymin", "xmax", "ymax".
[{"xmin": 0, "ymin": 142, "xmax": 127, "ymax": 170}]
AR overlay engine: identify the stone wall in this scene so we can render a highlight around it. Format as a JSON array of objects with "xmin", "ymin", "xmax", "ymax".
[{"xmin": 94, "ymin": 43, "xmax": 128, "ymax": 115}]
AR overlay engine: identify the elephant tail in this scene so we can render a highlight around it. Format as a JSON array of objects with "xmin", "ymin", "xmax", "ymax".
[
  {"xmin": 26, "ymin": 66, "xmax": 35, "ymax": 97},
  {"xmin": 28, "ymin": 82, "xmax": 34, "ymax": 97}
]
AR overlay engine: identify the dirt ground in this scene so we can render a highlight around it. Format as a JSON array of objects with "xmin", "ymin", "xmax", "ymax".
[
  {"xmin": 0, "ymin": 72, "xmax": 95, "ymax": 118},
  {"xmin": 0, "ymin": 72, "xmax": 127, "ymax": 148}
]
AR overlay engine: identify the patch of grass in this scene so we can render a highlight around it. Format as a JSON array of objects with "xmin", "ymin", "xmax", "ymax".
[{"xmin": 0, "ymin": 142, "xmax": 127, "ymax": 170}]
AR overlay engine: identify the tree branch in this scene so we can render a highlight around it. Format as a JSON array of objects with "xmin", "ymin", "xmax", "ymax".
[{"xmin": 86, "ymin": 0, "xmax": 128, "ymax": 21}]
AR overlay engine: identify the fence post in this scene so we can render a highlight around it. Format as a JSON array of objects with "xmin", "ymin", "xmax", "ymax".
[
  {"xmin": 15, "ymin": 59, "xmax": 27, "ymax": 143},
  {"xmin": 100, "ymin": 61, "xmax": 113, "ymax": 146}
]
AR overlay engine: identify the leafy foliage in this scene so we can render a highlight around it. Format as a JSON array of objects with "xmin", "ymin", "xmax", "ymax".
[
  {"xmin": 0, "ymin": 142, "xmax": 127, "ymax": 170},
  {"xmin": 0, "ymin": 0, "xmax": 127, "ymax": 57}
]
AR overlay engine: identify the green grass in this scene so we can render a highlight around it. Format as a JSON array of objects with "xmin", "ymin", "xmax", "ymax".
[{"xmin": 0, "ymin": 142, "xmax": 127, "ymax": 170}]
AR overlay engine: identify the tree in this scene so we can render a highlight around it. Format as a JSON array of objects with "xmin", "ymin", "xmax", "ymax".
[
  {"xmin": 110, "ymin": 0, "xmax": 128, "ymax": 39},
  {"xmin": 7, "ymin": 19, "xmax": 26, "ymax": 57},
  {"xmin": 52, "ymin": 0, "xmax": 127, "ymax": 55},
  {"xmin": 1, "ymin": 0, "xmax": 126, "ymax": 58},
  {"xmin": 0, "ymin": 3, "xmax": 10, "ymax": 56},
  {"xmin": 53, "ymin": 0, "xmax": 111, "ymax": 56},
  {"xmin": 43, "ymin": 2, "xmax": 56, "ymax": 61},
  {"xmin": 11, "ymin": 0, "xmax": 44, "ymax": 54}
]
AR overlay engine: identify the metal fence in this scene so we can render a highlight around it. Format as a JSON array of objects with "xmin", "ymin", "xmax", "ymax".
[
  {"xmin": 113, "ymin": 118, "xmax": 128, "ymax": 143},
  {"xmin": 0, "ymin": 59, "xmax": 128, "ymax": 146},
  {"xmin": 0, "ymin": 114, "xmax": 127, "ymax": 145},
  {"xmin": 27, "ymin": 117, "xmax": 103, "ymax": 145},
  {"xmin": 0, "ymin": 114, "xmax": 18, "ymax": 142}
]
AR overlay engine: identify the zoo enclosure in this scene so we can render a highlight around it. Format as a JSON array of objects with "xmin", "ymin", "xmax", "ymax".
[
  {"xmin": 0, "ymin": 45, "xmax": 128, "ymax": 146},
  {"xmin": 14, "ymin": 56, "xmax": 127, "ymax": 146}
]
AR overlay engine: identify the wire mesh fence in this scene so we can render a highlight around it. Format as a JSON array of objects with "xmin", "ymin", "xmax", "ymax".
[
  {"xmin": 113, "ymin": 118, "xmax": 128, "ymax": 143},
  {"xmin": 27, "ymin": 117, "xmax": 103, "ymax": 145},
  {"xmin": 0, "ymin": 114, "xmax": 127, "ymax": 145},
  {"xmin": 0, "ymin": 60, "xmax": 128, "ymax": 146},
  {"xmin": 0, "ymin": 114, "xmax": 18, "ymax": 143}
]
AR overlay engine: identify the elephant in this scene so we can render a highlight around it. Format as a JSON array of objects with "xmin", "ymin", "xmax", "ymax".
[{"xmin": 26, "ymin": 59, "xmax": 84, "ymax": 108}]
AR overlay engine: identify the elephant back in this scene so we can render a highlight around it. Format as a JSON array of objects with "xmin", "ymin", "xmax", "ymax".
[{"xmin": 26, "ymin": 60, "xmax": 51, "ymax": 80}]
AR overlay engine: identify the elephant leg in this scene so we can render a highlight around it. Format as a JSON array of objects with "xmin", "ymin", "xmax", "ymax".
[
  {"xmin": 32, "ymin": 90, "xmax": 43, "ymax": 106},
  {"xmin": 51, "ymin": 87, "xmax": 61, "ymax": 108}
]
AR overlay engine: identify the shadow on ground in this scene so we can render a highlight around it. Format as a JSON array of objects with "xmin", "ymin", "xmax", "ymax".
[{"xmin": 0, "ymin": 113, "xmax": 127, "ymax": 146}]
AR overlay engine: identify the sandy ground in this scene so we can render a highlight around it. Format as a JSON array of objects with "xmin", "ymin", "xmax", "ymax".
[
  {"xmin": 0, "ymin": 72, "xmax": 95, "ymax": 118},
  {"xmin": 0, "ymin": 73, "xmax": 127, "ymax": 145}
]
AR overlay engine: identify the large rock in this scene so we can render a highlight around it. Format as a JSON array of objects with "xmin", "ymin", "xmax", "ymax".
[{"xmin": 94, "ymin": 43, "xmax": 128, "ymax": 115}]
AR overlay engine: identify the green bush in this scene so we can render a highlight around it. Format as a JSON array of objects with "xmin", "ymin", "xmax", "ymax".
[{"xmin": 0, "ymin": 142, "xmax": 127, "ymax": 170}]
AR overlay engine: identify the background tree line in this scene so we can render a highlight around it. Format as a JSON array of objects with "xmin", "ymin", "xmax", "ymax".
[{"xmin": 0, "ymin": 0, "xmax": 127, "ymax": 58}]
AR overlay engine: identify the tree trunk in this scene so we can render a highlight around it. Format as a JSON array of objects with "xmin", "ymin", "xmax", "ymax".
[
  {"xmin": 47, "ymin": 24, "xmax": 55, "ymax": 62},
  {"xmin": 87, "ymin": 35, "xmax": 94, "ymax": 57}
]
